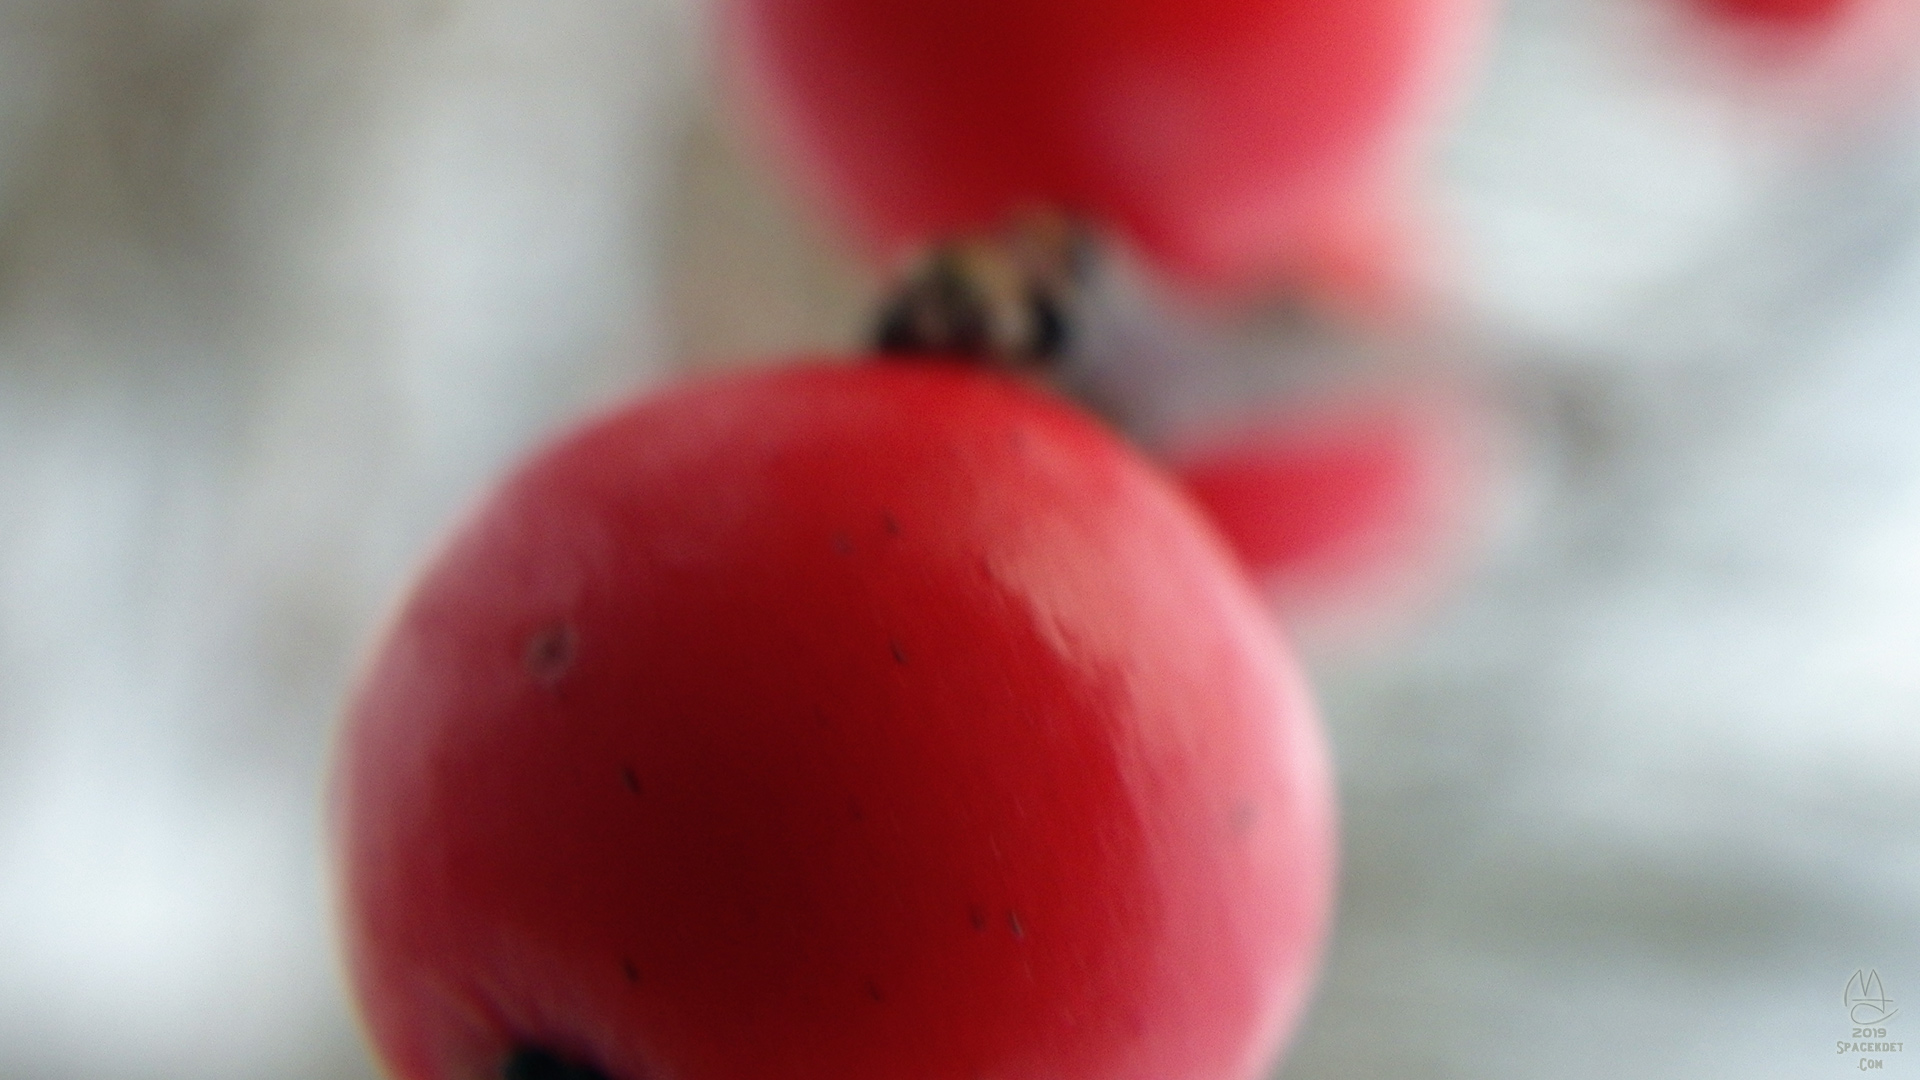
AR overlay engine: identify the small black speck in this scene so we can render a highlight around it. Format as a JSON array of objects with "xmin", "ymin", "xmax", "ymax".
[
  {"xmin": 865, "ymin": 980, "xmax": 885, "ymax": 1002},
  {"xmin": 621, "ymin": 958, "xmax": 639, "ymax": 984},
  {"xmin": 1007, "ymin": 910, "xmax": 1025, "ymax": 940},
  {"xmin": 882, "ymin": 511, "xmax": 901, "ymax": 536},
  {"xmin": 889, "ymin": 640, "xmax": 908, "ymax": 665},
  {"xmin": 524, "ymin": 624, "xmax": 577, "ymax": 685},
  {"xmin": 968, "ymin": 904, "xmax": 989, "ymax": 932},
  {"xmin": 621, "ymin": 767, "xmax": 641, "ymax": 795}
]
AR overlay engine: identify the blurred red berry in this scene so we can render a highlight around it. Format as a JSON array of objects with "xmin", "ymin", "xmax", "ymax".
[
  {"xmin": 333, "ymin": 363, "xmax": 1336, "ymax": 1080},
  {"xmin": 720, "ymin": 0, "xmax": 1489, "ymax": 299},
  {"xmin": 1698, "ymin": 0, "xmax": 1851, "ymax": 28},
  {"xmin": 1165, "ymin": 385, "xmax": 1497, "ymax": 646}
]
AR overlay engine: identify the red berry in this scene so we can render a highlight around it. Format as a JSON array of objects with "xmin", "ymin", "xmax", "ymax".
[
  {"xmin": 1164, "ymin": 385, "xmax": 1496, "ymax": 645},
  {"xmin": 332, "ymin": 364, "xmax": 1335, "ymax": 1080},
  {"xmin": 719, "ymin": 0, "xmax": 1489, "ymax": 297},
  {"xmin": 1698, "ymin": 0, "xmax": 1852, "ymax": 28},
  {"xmin": 1683, "ymin": 0, "xmax": 1920, "ymax": 92}
]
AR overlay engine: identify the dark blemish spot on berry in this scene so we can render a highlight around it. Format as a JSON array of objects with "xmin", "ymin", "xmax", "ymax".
[
  {"xmin": 1008, "ymin": 910, "xmax": 1025, "ymax": 940},
  {"xmin": 504, "ymin": 1046, "xmax": 611, "ymax": 1080},
  {"xmin": 848, "ymin": 798, "xmax": 865, "ymax": 822},
  {"xmin": 621, "ymin": 957, "xmax": 640, "ymax": 984},
  {"xmin": 832, "ymin": 532, "xmax": 854, "ymax": 556},
  {"xmin": 524, "ymin": 624, "xmax": 576, "ymax": 686},
  {"xmin": 882, "ymin": 511, "xmax": 901, "ymax": 536},
  {"xmin": 865, "ymin": 980, "xmax": 885, "ymax": 1002},
  {"xmin": 969, "ymin": 903, "xmax": 989, "ymax": 932},
  {"xmin": 621, "ymin": 767, "xmax": 641, "ymax": 796},
  {"xmin": 889, "ymin": 640, "xmax": 908, "ymax": 665}
]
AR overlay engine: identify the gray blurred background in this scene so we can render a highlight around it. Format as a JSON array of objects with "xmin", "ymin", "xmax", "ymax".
[{"xmin": 2, "ymin": 1, "xmax": 1918, "ymax": 1078}]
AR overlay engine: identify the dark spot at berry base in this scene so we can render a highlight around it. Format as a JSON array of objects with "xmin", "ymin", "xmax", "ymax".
[
  {"xmin": 865, "ymin": 980, "xmax": 885, "ymax": 1002},
  {"xmin": 889, "ymin": 640, "xmax": 908, "ymax": 665},
  {"xmin": 620, "ymin": 767, "xmax": 641, "ymax": 796},
  {"xmin": 622, "ymin": 958, "xmax": 640, "ymax": 984},
  {"xmin": 504, "ymin": 1046, "xmax": 612, "ymax": 1080},
  {"xmin": 968, "ymin": 903, "xmax": 989, "ymax": 932}
]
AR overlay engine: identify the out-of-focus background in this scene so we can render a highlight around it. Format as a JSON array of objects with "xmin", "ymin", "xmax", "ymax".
[{"xmin": 2, "ymin": 1, "xmax": 1919, "ymax": 1078}]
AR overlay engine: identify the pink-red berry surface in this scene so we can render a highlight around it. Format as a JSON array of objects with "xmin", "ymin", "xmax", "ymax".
[
  {"xmin": 1162, "ymin": 384, "xmax": 1497, "ymax": 645},
  {"xmin": 1698, "ymin": 0, "xmax": 1851, "ymax": 26},
  {"xmin": 721, "ymin": 0, "xmax": 1487, "ymax": 297},
  {"xmin": 332, "ymin": 364, "xmax": 1335, "ymax": 1080}
]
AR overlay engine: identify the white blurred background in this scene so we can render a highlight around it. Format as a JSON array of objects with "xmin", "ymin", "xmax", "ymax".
[{"xmin": 2, "ymin": 1, "xmax": 1919, "ymax": 1078}]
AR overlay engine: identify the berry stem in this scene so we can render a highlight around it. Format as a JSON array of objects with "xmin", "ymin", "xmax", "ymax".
[{"xmin": 872, "ymin": 213, "xmax": 1091, "ymax": 367}]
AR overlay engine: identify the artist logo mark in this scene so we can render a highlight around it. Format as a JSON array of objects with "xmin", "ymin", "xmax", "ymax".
[{"xmin": 1850, "ymin": 970, "xmax": 1899, "ymax": 1027}]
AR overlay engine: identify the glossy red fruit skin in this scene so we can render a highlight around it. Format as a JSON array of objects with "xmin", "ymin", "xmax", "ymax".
[
  {"xmin": 333, "ymin": 363, "xmax": 1335, "ymax": 1080},
  {"xmin": 719, "ymin": 0, "xmax": 1487, "ymax": 297}
]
